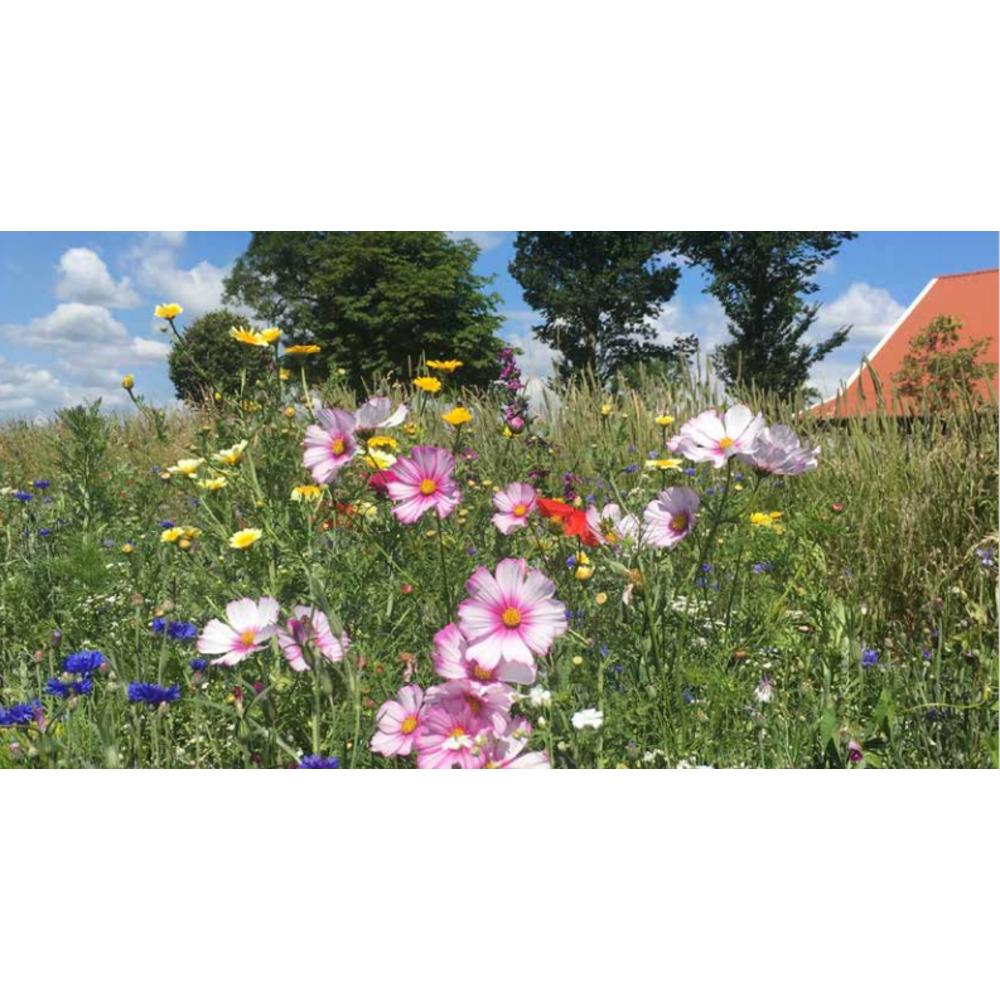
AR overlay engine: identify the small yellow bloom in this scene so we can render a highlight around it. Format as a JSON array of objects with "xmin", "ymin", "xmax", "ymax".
[
  {"xmin": 260, "ymin": 327, "xmax": 282, "ymax": 344},
  {"xmin": 367, "ymin": 436, "xmax": 398, "ymax": 451},
  {"xmin": 645, "ymin": 458, "xmax": 683, "ymax": 471},
  {"xmin": 181, "ymin": 526, "xmax": 202, "ymax": 539},
  {"xmin": 572, "ymin": 656, "xmax": 584, "ymax": 666},
  {"xmin": 655, "ymin": 414, "xmax": 675, "ymax": 427},
  {"xmin": 356, "ymin": 501, "xmax": 378, "ymax": 519},
  {"xmin": 178, "ymin": 538, "xmax": 192, "ymax": 550},
  {"xmin": 121, "ymin": 374, "xmax": 135, "ymax": 391},
  {"xmin": 284, "ymin": 344, "xmax": 321, "ymax": 355},
  {"xmin": 197, "ymin": 477, "xmax": 228, "ymax": 491},
  {"xmin": 213, "ymin": 392, "xmax": 223, "ymax": 402},
  {"xmin": 159, "ymin": 472, "xmax": 172, "ymax": 481},
  {"xmin": 229, "ymin": 528, "xmax": 263, "ymax": 550},
  {"xmin": 600, "ymin": 403, "xmax": 613, "ymax": 417},
  {"xmin": 403, "ymin": 422, "xmax": 419, "ymax": 436},
  {"xmin": 442, "ymin": 406, "xmax": 473, "ymax": 427},
  {"xmin": 278, "ymin": 368, "xmax": 291, "ymax": 381},
  {"xmin": 750, "ymin": 512, "xmax": 772, "ymax": 526},
  {"xmin": 167, "ymin": 458, "xmax": 204, "ymax": 478},
  {"xmin": 231, "ymin": 327, "xmax": 268, "ymax": 347},
  {"xmin": 160, "ymin": 528, "xmax": 183, "ymax": 543},
  {"xmin": 426, "ymin": 359, "xmax": 464, "ymax": 373},
  {"xmin": 413, "ymin": 376, "xmax": 442, "ymax": 393},
  {"xmin": 154, "ymin": 303, "xmax": 183, "ymax": 320},
  {"xmin": 291, "ymin": 485, "xmax": 324, "ymax": 502},
  {"xmin": 213, "ymin": 440, "xmax": 248, "ymax": 466},
  {"xmin": 502, "ymin": 426, "xmax": 513, "ymax": 438},
  {"xmin": 284, "ymin": 405, "xmax": 297, "ymax": 418},
  {"xmin": 575, "ymin": 565, "xmax": 594, "ymax": 582},
  {"xmin": 595, "ymin": 592, "xmax": 608, "ymax": 606},
  {"xmin": 121, "ymin": 543, "xmax": 134, "ymax": 554},
  {"xmin": 364, "ymin": 448, "xmax": 397, "ymax": 471}
]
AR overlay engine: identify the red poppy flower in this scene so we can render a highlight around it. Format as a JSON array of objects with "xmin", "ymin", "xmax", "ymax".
[{"xmin": 536, "ymin": 497, "xmax": 598, "ymax": 547}]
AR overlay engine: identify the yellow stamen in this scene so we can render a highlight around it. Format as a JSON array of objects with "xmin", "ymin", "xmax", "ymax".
[
  {"xmin": 401, "ymin": 716, "xmax": 418, "ymax": 735},
  {"xmin": 719, "ymin": 436, "xmax": 735, "ymax": 450},
  {"xmin": 419, "ymin": 478, "xmax": 437, "ymax": 496},
  {"xmin": 449, "ymin": 727, "xmax": 465, "ymax": 739},
  {"xmin": 502, "ymin": 607, "xmax": 522, "ymax": 628},
  {"xmin": 513, "ymin": 504, "xmax": 528, "ymax": 517},
  {"xmin": 670, "ymin": 514, "xmax": 689, "ymax": 532},
  {"xmin": 239, "ymin": 629, "xmax": 256, "ymax": 646},
  {"xmin": 331, "ymin": 439, "xmax": 345, "ymax": 456},
  {"xmin": 472, "ymin": 663, "xmax": 493, "ymax": 681}
]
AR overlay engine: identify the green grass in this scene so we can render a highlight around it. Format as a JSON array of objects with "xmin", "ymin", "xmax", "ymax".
[{"xmin": 1, "ymin": 367, "xmax": 996, "ymax": 768}]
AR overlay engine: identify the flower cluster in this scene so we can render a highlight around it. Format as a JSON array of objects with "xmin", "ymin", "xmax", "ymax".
[
  {"xmin": 497, "ymin": 346, "xmax": 528, "ymax": 434},
  {"xmin": 371, "ymin": 558, "xmax": 564, "ymax": 768}
]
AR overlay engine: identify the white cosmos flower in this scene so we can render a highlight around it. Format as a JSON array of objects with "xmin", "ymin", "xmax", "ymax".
[{"xmin": 572, "ymin": 708, "xmax": 604, "ymax": 730}]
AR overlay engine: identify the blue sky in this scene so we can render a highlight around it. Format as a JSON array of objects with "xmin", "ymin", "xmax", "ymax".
[{"xmin": 1, "ymin": 231, "xmax": 996, "ymax": 417}]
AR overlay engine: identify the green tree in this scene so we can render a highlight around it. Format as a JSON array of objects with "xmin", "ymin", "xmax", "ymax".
[
  {"xmin": 508, "ymin": 231, "xmax": 693, "ymax": 382},
  {"xmin": 167, "ymin": 309, "xmax": 269, "ymax": 403},
  {"xmin": 894, "ymin": 313, "xmax": 997, "ymax": 410},
  {"xmin": 668, "ymin": 231, "xmax": 857, "ymax": 398},
  {"xmin": 223, "ymin": 232, "xmax": 505, "ymax": 390}
]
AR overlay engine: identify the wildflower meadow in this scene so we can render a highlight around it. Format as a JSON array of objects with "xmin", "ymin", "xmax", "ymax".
[{"xmin": 1, "ymin": 309, "xmax": 997, "ymax": 769}]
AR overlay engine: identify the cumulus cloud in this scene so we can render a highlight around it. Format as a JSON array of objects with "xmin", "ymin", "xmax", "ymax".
[
  {"xmin": 129, "ymin": 231, "xmax": 231, "ymax": 318},
  {"xmin": 0, "ymin": 354, "xmax": 116, "ymax": 415},
  {"xmin": 55, "ymin": 248, "xmax": 140, "ymax": 308},
  {"xmin": 448, "ymin": 231, "xmax": 507, "ymax": 252},
  {"xmin": 814, "ymin": 282, "xmax": 905, "ymax": 345}
]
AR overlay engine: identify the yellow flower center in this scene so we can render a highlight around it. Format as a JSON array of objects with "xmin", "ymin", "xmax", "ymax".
[
  {"xmin": 419, "ymin": 478, "xmax": 437, "ymax": 496},
  {"xmin": 718, "ymin": 436, "xmax": 735, "ymax": 450},
  {"xmin": 472, "ymin": 663, "xmax": 493, "ymax": 681},
  {"xmin": 670, "ymin": 513, "xmax": 689, "ymax": 532},
  {"xmin": 513, "ymin": 504, "xmax": 528, "ymax": 517},
  {"xmin": 239, "ymin": 629, "xmax": 257, "ymax": 646},
  {"xmin": 449, "ymin": 726, "xmax": 466, "ymax": 739},
  {"xmin": 401, "ymin": 716, "xmax": 418, "ymax": 735},
  {"xmin": 331, "ymin": 439, "xmax": 345, "ymax": 456},
  {"xmin": 502, "ymin": 607, "xmax": 522, "ymax": 628}
]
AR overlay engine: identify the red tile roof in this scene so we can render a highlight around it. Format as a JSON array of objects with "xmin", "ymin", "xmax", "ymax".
[{"xmin": 812, "ymin": 268, "xmax": 998, "ymax": 417}]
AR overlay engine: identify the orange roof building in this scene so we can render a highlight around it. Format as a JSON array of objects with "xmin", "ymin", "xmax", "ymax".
[{"xmin": 813, "ymin": 268, "xmax": 998, "ymax": 417}]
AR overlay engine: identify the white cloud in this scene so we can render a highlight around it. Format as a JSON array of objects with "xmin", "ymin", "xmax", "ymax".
[
  {"xmin": 449, "ymin": 231, "xmax": 507, "ymax": 252},
  {"xmin": 0, "ymin": 353, "xmax": 117, "ymax": 415},
  {"xmin": 55, "ymin": 248, "xmax": 140, "ymax": 308},
  {"xmin": 0, "ymin": 303, "xmax": 171, "ymax": 401},
  {"xmin": 814, "ymin": 282, "xmax": 905, "ymax": 345},
  {"xmin": 129, "ymin": 231, "xmax": 231, "ymax": 318}
]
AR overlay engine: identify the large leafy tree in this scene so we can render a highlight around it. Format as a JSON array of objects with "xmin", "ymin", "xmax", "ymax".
[
  {"xmin": 223, "ymin": 232, "xmax": 505, "ymax": 390},
  {"xmin": 668, "ymin": 231, "xmax": 857, "ymax": 398},
  {"xmin": 167, "ymin": 309, "xmax": 269, "ymax": 403},
  {"xmin": 509, "ymin": 231, "xmax": 693, "ymax": 382}
]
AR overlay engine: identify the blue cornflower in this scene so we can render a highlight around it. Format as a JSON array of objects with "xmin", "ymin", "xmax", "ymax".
[
  {"xmin": 566, "ymin": 555, "xmax": 577, "ymax": 568},
  {"xmin": 42, "ymin": 497, "xmax": 54, "ymax": 505},
  {"xmin": 683, "ymin": 467, "xmax": 696, "ymax": 476},
  {"xmin": 861, "ymin": 648, "xmax": 880, "ymax": 668},
  {"xmin": 733, "ymin": 473, "xmax": 745, "ymax": 482},
  {"xmin": 62, "ymin": 650, "xmax": 106, "ymax": 676},
  {"xmin": 46, "ymin": 677, "xmax": 93, "ymax": 698},
  {"xmin": 159, "ymin": 519, "xmax": 176, "ymax": 529},
  {"xmin": 705, "ymin": 487, "xmax": 715, "ymax": 496},
  {"xmin": 647, "ymin": 450, "xmax": 660, "ymax": 460},
  {"xmin": 33, "ymin": 480, "xmax": 50, "ymax": 489},
  {"xmin": 127, "ymin": 682, "xmax": 180, "ymax": 706},
  {"xmin": 922, "ymin": 648, "xmax": 933, "ymax": 661},
  {"xmin": 151, "ymin": 617, "xmax": 166, "ymax": 634},
  {"xmin": 39, "ymin": 528, "xmax": 53, "ymax": 537},
  {"xmin": 976, "ymin": 547, "xmax": 995, "ymax": 568},
  {"xmin": 466, "ymin": 546, "xmax": 478, "ymax": 557},
  {"xmin": 752, "ymin": 562, "xmax": 772, "ymax": 575},
  {"xmin": 14, "ymin": 491, "xmax": 33, "ymax": 502},
  {"xmin": 298, "ymin": 755, "xmax": 340, "ymax": 769},
  {"xmin": 189, "ymin": 658, "xmax": 209, "ymax": 671},
  {"xmin": 622, "ymin": 464, "xmax": 639, "ymax": 474},
  {"xmin": 682, "ymin": 690, "xmax": 696, "ymax": 705},
  {"xmin": 0, "ymin": 700, "xmax": 42, "ymax": 727},
  {"xmin": 101, "ymin": 539, "xmax": 116, "ymax": 548},
  {"xmin": 167, "ymin": 621, "xmax": 198, "ymax": 642},
  {"xmin": 599, "ymin": 644, "xmax": 610, "ymax": 657}
]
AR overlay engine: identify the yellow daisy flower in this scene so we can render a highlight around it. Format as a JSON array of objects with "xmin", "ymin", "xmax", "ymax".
[
  {"xmin": 426, "ymin": 359, "xmax": 463, "ymax": 373},
  {"xmin": 231, "ymin": 327, "xmax": 268, "ymax": 347},
  {"xmin": 121, "ymin": 543, "xmax": 134, "ymax": 554},
  {"xmin": 442, "ymin": 406, "xmax": 473, "ymax": 427},
  {"xmin": 167, "ymin": 458, "xmax": 204, "ymax": 478},
  {"xmin": 197, "ymin": 477, "xmax": 228, "ymax": 491},
  {"xmin": 655, "ymin": 414, "xmax": 675, "ymax": 427},
  {"xmin": 259, "ymin": 327, "xmax": 282, "ymax": 344},
  {"xmin": 367, "ymin": 436, "xmax": 398, "ymax": 451},
  {"xmin": 284, "ymin": 344, "xmax": 321, "ymax": 355},
  {"xmin": 600, "ymin": 403, "xmax": 613, "ymax": 417},
  {"xmin": 278, "ymin": 368, "xmax": 291, "ymax": 381},
  {"xmin": 644, "ymin": 458, "xmax": 683, "ymax": 471},
  {"xmin": 229, "ymin": 528, "xmax": 263, "ymax": 550},
  {"xmin": 154, "ymin": 303, "xmax": 183, "ymax": 320},
  {"xmin": 213, "ymin": 440, "xmax": 249, "ymax": 466},
  {"xmin": 291, "ymin": 485, "xmax": 324, "ymax": 502},
  {"xmin": 403, "ymin": 422, "xmax": 419, "ymax": 436},
  {"xmin": 413, "ymin": 376, "xmax": 442, "ymax": 393},
  {"xmin": 181, "ymin": 526, "xmax": 202, "ymax": 539},
  {"xmin": 365, "ymin": 448, "xmax": 397, "ymax": 471},
  {"xmin": 161, "ymin": 528, "xmax": 183, "ymax": 543},
  {"xmin": 121, "ymin": 374, "xmax": 135, "ymax": 390}
]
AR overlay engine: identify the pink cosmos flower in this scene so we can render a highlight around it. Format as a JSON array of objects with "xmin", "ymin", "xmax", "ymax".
[
  {"xmin": 386, "ymin": 446, "xmax": 461, "ymax": 524},
  {"xmin": 424, "ymin": 678, "xmax": 514, "ymax": 733},
  {"xmin": 481, "ymin": 717, "xmax": 551, "ymax": 769},
  {"xmin": 371, "ymin": 684, "xmax": 425, "ymax": 758},
  {"xmin": 415, "ymin": 699, "xmax": 491, "ymax": 769},
  {"xmin": 738, "ymin": 423, "xmax": 819, "ymax": 476},
  {"xmin": 303, "ymin": 408, "xmax": 358, "ymax": 483},
  {"xmin": 276, "ymin": 605, "xmax": 349, "ymax": 672},
  {"xmin": 668, "ymin": 404, "xmax": 765, "ymax": 469},
  {"xmin": 432, "ymin": 622, "xmax": 536, "ymax": 685},
  {"xmin": 491, "ymin": 482, "xmax": 537, "ymax": 535},
  {"xmin": 354, "ymin": 396, "xmax": 408, "ymax": 432},
  {"xmin": 197, "ymin": 597, "xmax": 280, "ymax": 666},
  {"xmin": 457, "ymin": 558, "xmax": 567, "ymax": 669},
  {"xmin": 586, "ymin": 502, "xmax": 640, "ymax": 546},
  {"xmin": 643, "ymin": 486, "xmax": 700, "ymax": 550}
]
